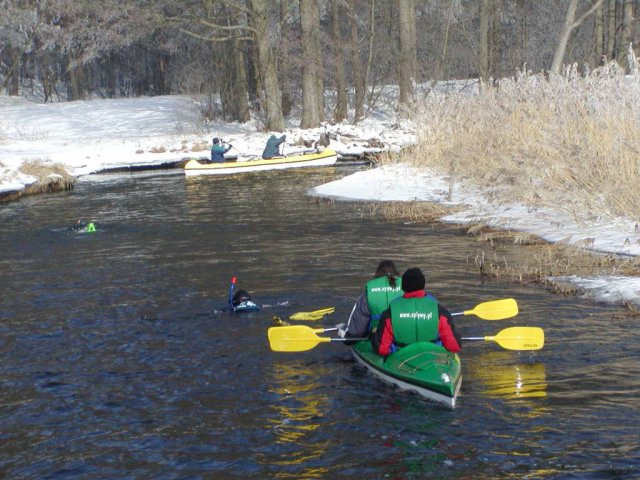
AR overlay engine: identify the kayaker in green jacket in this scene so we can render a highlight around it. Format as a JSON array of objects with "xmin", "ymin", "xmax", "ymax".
[
  {"xmin": 371, "ymin": 267, "xmax": 462, "ymax": 356},
  {"xmin": 337, "ymin": 260, "xmax": 403, "ymax": 342},
  {"xmin": 211, "ymin": 137, "xmax": 232, "ymax": 162}
]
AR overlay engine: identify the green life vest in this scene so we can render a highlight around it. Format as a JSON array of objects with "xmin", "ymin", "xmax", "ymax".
[
  {"xmin": 86, "ymin": 222, "xmax": 96, "ymax": 233},
  {"xmin": 389, "ymin": 296, "xmax": 439, "ymax": 346},
  {"xmin": 366, "ymin": 276, "xmax": 403, "ymax": 329}
]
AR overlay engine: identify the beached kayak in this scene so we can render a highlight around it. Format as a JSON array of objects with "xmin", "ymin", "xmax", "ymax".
[
  {"xmin": 184, "ymin": 148, "xmax": 338, "ymax": 175},
  {"xmin": 351, "ymin": 340, "xmax": 462, "ymax": 408}
]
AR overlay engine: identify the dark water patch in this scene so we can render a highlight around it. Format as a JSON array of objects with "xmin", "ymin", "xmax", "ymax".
[{"xmin": 1, "ymin": 168, "xmax": 639, "ymax": 478}]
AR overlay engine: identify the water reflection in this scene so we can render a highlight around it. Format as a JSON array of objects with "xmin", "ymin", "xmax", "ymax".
[
  {"xmin": 264, "ymin": 362, "xmax": 330, "ymax": 479},
  {"xmin": 466, "ymin": 351, "xmax": 547, "ymax": 400}
]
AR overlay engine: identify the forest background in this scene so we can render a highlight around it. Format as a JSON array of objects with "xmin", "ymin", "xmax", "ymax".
[{"xmin": 2, "ymin": 0, "xmax": 635, "ymax": 130}]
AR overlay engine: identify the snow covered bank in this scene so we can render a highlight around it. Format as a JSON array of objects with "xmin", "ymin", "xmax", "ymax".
[
  {"xmin": 309, "ymin": 164, "xmax": 640, "ymax": 308},
  {"xmin": 0, "ymin": 94, "xmax": 415, "ymax": 194}
]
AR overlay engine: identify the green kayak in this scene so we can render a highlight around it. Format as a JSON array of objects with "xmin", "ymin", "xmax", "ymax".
[{"xmin": 351, "ymin": 340, "xmax": 462, "ymax": 409}]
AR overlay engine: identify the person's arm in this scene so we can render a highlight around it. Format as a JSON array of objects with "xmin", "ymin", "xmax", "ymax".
[
  {"xmin": 371, "ymin": 308, "xmax": 394, "ymax": 356},
  {"xmin": 343, "ymin": 294, "xmax": 371, "ymax": 343},
  {"xmin": 437, "ymin": 304, "xmax": 461, "ymax": 353}
]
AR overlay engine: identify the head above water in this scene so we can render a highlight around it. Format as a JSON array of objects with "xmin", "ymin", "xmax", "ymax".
[{"xmin": 402, "ymin": 267, "xmax": 426, "ymax": 293}]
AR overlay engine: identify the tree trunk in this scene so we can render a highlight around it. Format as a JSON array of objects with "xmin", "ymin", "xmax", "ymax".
[
  {"xmin": 619, "ymin": 0, "xmax": 634, "ymax": 66},
  {"xmin": 278, "ymin": 0, "xmax": 292, "ymax": 117},
  {"xmin": 350, "ymin": 0, "xmax": 365, "ymax": 123},
  {"xmin": 250, "ymin": 0, "xmax": 285, "ymax": 131},
  {"xmin": 479, "ymin": 0, "xmax": 490, "ymax": 80},
  {"xmin": 397, "ymin": 0, "xmax": 416, "ymax": 112},
  {"xmin": 67, "ymin": 58, "xmax": 86, "ymax": 101},
  {"xmin": 606, "ymin": 0, "xmax": 617, "ymax": 60},
  {"xmin": 331, "ymin": 0, "xmax": 347, "ymax": 122},
  {"xmin": 300, "ymin": 0, "xmax": 323, "ymax": 129},
  {"xmin": 551, "ymin": 0, "xmax": 603, "ymax": 74},
  {"xmin": 594, "ymin": 2, "xmax": 604, "ymax": 66},
  {"xmin": 515, "ymin": 0, "xmax": 528, "ymax": 70},
  {"xmin": 232, "ymin": 35, "xmax": 251, "ymax": 123}
]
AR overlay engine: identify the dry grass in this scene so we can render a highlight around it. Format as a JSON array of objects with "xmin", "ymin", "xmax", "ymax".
[
  {"xmin": 396, "ymin": 63, "xmax": 640, "ymax": 222},
  {"xmin": 17, "ymin": 160, "xmax": 75, "ymax": 195},
  {"xmin": 375, "ymin": 64, "xmax": 640, "ymax": 300}
]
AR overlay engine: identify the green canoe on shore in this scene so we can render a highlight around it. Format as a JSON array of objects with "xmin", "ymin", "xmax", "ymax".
[{"xmin": 351, "ymin": 340, "xmax": 462, "ymax": 409}]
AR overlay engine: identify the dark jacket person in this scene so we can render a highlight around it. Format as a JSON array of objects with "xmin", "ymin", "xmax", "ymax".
[
  {"xmin": 338, "ymin": 260, "xmax": 403, "ymax": 343},
  {"xmin": 371, "ymin": 268, "xmax": 462, "ymax": 356},
  {"xmin": 261, "ymin": 134, "xmax": 286, "ymax": 159}
]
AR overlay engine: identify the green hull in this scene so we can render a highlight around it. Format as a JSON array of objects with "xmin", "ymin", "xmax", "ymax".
[{"xmin": 351, "ymin": 341, "xmax": 462, "ymax": 408}]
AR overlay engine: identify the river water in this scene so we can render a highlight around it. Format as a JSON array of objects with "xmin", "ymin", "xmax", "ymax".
[{"xmin": 1, "ymin": 167, "xmax": 638, "ymax": 479}]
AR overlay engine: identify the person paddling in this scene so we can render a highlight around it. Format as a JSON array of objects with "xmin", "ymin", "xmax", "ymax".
[
  {"xmin": 371, "ymin": 267, "xmax": 462, "ymax": 356},
  {"xmin": 211, "ymin": 137, "xmax": 232, "ymax": 163},
  {"xmin": 261, "ymin": 134, "xmax": 286, "ymax": 159},
  {"xmin": 337, "ymin": 260, "xmax": 403, "ymax": 343}
]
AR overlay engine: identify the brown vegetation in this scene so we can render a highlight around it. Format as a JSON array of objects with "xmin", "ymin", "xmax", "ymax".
[
  {"xmin": 0, "ymin": 160, "xmax": 75, "ymax": 202},
  {"xmin": 377, "ymin": 66, "xmax": 640, "ymax": 304}
]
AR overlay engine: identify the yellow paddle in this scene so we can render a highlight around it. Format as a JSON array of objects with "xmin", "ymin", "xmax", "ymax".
[
  {"xmin": 287, "ymin": 299, "xmax": 517, "ymax": 323},
  {"xmin": 462, "ymin": 326, "xmax": 544, "ymax": 351},
  {"xmin": 268, "ymin": 325, "xmax": 543, "ymax": 353},
  {"xmin": 451, "ymin": 298, "xmax": 518, "ymax": 321},
  {"xmin": 268, "ymin": 325, "xmax": 352, "ymax": 352},
  {"xmin": 288, "ymin": 307, "xmax": 336, "ymax": 321}
]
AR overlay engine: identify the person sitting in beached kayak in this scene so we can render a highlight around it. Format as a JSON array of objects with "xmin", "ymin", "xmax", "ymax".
[
  {"xmin": 336, "ymin": 260, "xmax": 403, "ymax": 343},
  {"xmin": 211, "ymin": 137, "xmax": 232, "ymax": 163},
  {"xmin": 371, "ymin": 267, "xmax": 461, "ymax": 356},
  {"xmin": 261, "ymin": 134, "xmax": 286, "ymax": 159}
]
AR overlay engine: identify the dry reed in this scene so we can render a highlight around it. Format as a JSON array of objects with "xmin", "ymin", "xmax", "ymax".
[
  {"xmin": 396, "ymin": 63, "xmax": 640, "ymax": 222},
  {"xmin": 377, "ymin": 64, "xmax": 640, "ymax": 298},
  {"xmin": 17, "ymin": 160, "xmax": 75, "ymax": 196}
]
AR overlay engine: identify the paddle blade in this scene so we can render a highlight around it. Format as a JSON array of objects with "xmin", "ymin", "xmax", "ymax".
[
  {"xmin": 268, "ymin": 325, "xmax": 329, "ymax": 352},
  {"xmin": 465, "ymin": 298, "xmax": 518, "ymax": 320},
  {"xmin": 289, "ymin": 307, "xmax": 336, "ymax": 321},
  {"xmin": 491, "ymin": 327, "xmax": 544, "ymax": 351}
]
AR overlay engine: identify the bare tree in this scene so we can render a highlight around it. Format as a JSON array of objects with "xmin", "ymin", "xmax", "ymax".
[
  {"xmin": 594, "ymin": 1, "xmax": 604, "ymax": 65},
  {"xmin": 300, "ymin": 0, "xmax": 323, "ymax": 128},
  {"xmin": 551, "ymin": 0, "xmax": 604, "ymax": 74},
  {"xmin": 331, "ymin": 0, "xmax": 347, "ymax": 122},
  {"xmin": 606, "ymin": 0, "xmax": 617, "ymax": 60},
  {"xmin": 250, "ymin": 0, "xmax": 285, "ymax": 131},
  {"xmin": 478, "ymin": 0, "xmax": 491, "ymax": 81},
  {"xmin": 397, "ymin": 0, "xmax": 416, "ymax": 112},
  {"xmin": 619, "ymin": 0, "xmax": 634, "ymax": 67}
]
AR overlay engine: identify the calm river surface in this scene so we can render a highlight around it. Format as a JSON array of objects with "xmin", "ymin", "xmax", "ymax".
[{"xmin": 1, "ymin": 167, "xmax": 639, "ymax": 479}]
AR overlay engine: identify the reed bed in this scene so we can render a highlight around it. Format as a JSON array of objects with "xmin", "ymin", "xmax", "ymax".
[
  {"xmin": 379, "ymin": 63, "xmax": 640, "ymax": 295},
  {"xmin": 395, "ymin": 63, "xmax": 640, "ymax": 222},
  {"xmin": 18, "ymin": 160, "xmax": 75, "ymax": 195}
]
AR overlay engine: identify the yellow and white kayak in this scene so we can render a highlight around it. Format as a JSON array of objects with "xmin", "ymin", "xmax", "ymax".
[{"xmin": 184, "ymin": 148, "xmax": 338, "ymax": 176}]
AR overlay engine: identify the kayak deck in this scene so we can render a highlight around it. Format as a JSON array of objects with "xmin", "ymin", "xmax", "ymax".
[
  {"xmin": 184, "ymin": 149, "xmax": 338, "ymax": 175},
  {"xmin": 351, "ymin": 340, "xmax": 462, "ymax": 409}
]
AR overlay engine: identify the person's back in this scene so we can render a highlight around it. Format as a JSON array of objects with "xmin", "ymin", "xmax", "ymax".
[
  {"xmin": 365, "ymin": 274, "xmax": 403, "ymax": 330},
  {"xmin": 372, "ymin": 267, "xmax": 461, "ymax": 356},
  {"xmin": 388, "ymin": 295, "xmax": 439, "ymax": 346},
  {"xmin": 339, "ymin": 260, "xmax": 402, "ymax": 341},
  {"xmin": 262, "ymin": 134, "xmax": 286, "ymax": 159}
]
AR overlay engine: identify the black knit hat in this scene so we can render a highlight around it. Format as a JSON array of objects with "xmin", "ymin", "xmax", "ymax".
[{"xmin": 402, "ymin": 267, "xmax": 426, "ymax": 293}]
